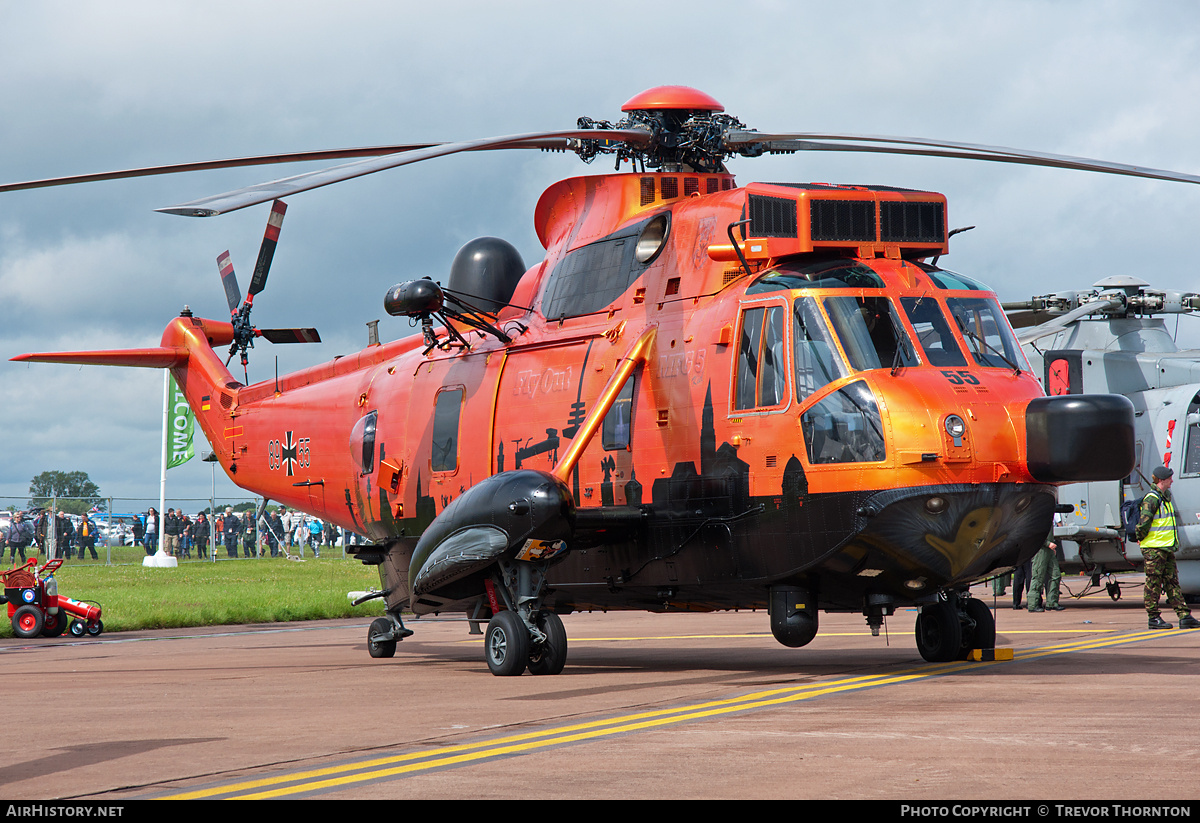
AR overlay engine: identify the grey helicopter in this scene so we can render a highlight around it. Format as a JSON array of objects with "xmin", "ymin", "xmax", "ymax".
[{"xmin": 1004, "ymin": 275, "xmax": 1200, "ymax": 601}]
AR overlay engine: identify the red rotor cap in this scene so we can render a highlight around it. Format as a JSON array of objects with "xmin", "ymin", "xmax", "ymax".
[{"xmin": 621, "ymin": 86, "xmax": 724, "ymax": 113}]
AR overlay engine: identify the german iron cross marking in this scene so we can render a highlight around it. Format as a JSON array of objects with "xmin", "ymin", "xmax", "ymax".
[{"xmin": 283, "ymin": 431, "xmax": 298, "ymax": 476}]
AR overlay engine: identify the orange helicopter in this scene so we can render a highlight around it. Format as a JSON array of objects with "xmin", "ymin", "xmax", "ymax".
[{"xmin": 13, "ymin": 85, "xmax": 1195, "ymax": 674}]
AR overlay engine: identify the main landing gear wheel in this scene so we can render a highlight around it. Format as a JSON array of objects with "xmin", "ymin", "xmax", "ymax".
[
  {"xmin": 959, "ymin": 598, "xmax": 995, "ymax": 658},
  {"xmin": 527, "ymin": 611, "xmax": 567, "ymax": 676},
  {"xmin": 915, "ymin": 600, "xmax": 962, "ymax": 663},
  {"xmin": 12, "ymin": 605, "xmax": 44, "ymax": 639},
  {"xmin": 367, "ymin": 617, "xmax": 397, "ymax": 659},
  {"xmin": 485, "ymin": 610, "xmax": 529, "ymax": 676}
]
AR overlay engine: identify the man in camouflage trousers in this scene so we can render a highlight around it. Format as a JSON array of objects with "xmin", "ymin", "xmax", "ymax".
[
  {"xmin": 1028, "ymin": 529, "xmax": 1064, "ymax": 612},
  {"xmin": 1135, "ymin": 465, "xmax": 1200, "ymax": 630}
]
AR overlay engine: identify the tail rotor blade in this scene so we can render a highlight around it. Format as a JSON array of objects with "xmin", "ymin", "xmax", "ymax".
[
  {"xmin": 216, "ymin": 251, "xmax": 241, "ymax": 316},
  {"xmin": 248, "ymin": 200, "xmax": 287, "ymax": 297},
  {"xmin": 259, "ymin": 328, "xmax": 321, "ymax": 344}
]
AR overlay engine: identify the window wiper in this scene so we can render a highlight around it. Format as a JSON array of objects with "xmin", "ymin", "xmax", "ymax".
[
  {"xmin": 953, "ymin": 314, "xmax": 1021, "ymax": 375},
  {"xmin": 888, "ymin": 312, "xmax": 916, "ymax": 375}
]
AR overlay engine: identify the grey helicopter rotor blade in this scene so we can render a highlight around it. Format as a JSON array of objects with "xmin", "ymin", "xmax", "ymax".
[
  {"xmin": 724, "ymin": 131, "xmax": 1200, "ymax": 186},
  {"xmin": 157, "ymin": 129, "xmax": 652, "ymax": 217},
  {"xmin": 0, "ymin": 144, "xmax": 447, "ymax": 195},
  {"xmin": 1014, "ymin": 298, "xmax": 1123, "ymax": 345},
  {"xmin": 1003, "ymin": 308, "xmax": 1049, "ymax": 330}
]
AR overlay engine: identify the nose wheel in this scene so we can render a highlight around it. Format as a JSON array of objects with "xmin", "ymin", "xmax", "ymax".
[
  {"xmin": 485, "ymin": 609, "xmax": 568, "ymax": 676},
  {"xmin": 527, "ymin": 611, "xmax": 567, "ymax": 676},
  {"xmin": 483, "ymin": 559, "xmax": 569, "ymax": 676},
  {"xmin": 485, "ymin": 610, "xmax": 529, "ymax": 676},
  {"xmin": 915, "ymin": 600, "xmax": 961, "ymax": 662}
]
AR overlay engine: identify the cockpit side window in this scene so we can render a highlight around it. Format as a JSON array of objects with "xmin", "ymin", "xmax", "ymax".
[
  {"xmin": 793, "ymin": 296, "xmax": 847, "ymax": 402},
  {"xmin": 901, "ymin": 296, "xmax": 967, "ymax": 367},
  {"xmin": 736, "ymin": 305, "xmax": 787, "ymax": 410},
  {"xmin": 824, "ymin": 295, "xmax": 918, "ymax": 372}
]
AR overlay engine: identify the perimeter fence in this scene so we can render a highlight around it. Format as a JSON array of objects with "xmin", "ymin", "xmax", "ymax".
[{"xmin": 0, "ymin": 495, "xmax": 366, "ymax": 567}]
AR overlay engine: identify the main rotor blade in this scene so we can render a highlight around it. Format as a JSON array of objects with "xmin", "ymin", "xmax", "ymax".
[
  {"xmin": 258, "ymin": 328, "xmax": 321, "ymax": 344},
  {"xmin": 248, "ymin": 200, "xmax": 287, "ymax": 297},
  {"xmin": 724, "ymin": 131, "xmax": 1200, "ymax": 186},
  {"xmin": 1014, "ymin": 298, "xmax": 1123, "ymax": 345},
  {"xmin": 157, "ymin": 129, "xmax": 651, "ymax": 217},
  {"xmin": 0, "ymin": 144, "xmax": 443, "ymax": 195},
  {"xmin": 1003, "ymin": 309, "xmax": 1050, "ymax": 330}
]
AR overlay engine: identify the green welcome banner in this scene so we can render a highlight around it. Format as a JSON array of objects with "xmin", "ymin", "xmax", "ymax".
[{"xmin": 168, "ymin": 375, "xmax": 195, "ymax": 469}]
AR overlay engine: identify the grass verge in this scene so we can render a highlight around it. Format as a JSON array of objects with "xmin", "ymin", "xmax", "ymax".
[{"xmin": 0, "ymin": 556, "xmax": 387, "ymax": 637}]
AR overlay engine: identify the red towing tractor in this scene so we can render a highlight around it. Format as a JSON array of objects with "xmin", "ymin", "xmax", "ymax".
[{"xmin": 2, "ymin": 559, "xmax": 103, "ymax": 638}]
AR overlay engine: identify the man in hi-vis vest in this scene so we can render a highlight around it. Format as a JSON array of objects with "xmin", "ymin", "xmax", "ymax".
[{"xmin": 1135, "ymin": 466, "xmax": 1200, "ymax": 630}]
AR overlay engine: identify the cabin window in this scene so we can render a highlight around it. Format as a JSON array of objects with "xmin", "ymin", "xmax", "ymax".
[
  {"xmin": 350, "ymin": 410, "xmax": 378, "ymax": 475},
  {"xmin": 431, "ymin": 387, "xmax": 464, "ymax": 472},
  {"xmin": 801, "ymin": 380, "xmax": 887, "ymax": 464},
  {"xmin": 792, "ymin": 296, "xmax": 846, "ymax": 402},
  {"xmin": 824, "ymin": 295, "xmax": 918, "ymax": 372},
  {"xmin": 946, "ymin": 297, "xmax": 1028, "ymax": 371},
  {"xmin": 541, "ymin": 213, "xmax": 666, "ymax": 319},
  {"xmin": 735, "ymin": 305, "xmax": 787, "ymax": 410},
  {"xmin": 901, "ymin": 296, "xmax": 967, "ymax": 367},
  {"xmin": 602, "ymin": 378, "xmax": 635, "ymax": 450}
]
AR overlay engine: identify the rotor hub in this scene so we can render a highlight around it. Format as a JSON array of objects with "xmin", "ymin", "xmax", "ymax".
[{"xmin": 578, "ymin": 86, "xmax": 744, "ymax": 174}]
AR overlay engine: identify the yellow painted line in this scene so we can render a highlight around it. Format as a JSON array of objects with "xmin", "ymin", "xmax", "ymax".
[
  {"xmin": 163, "ymin": 669, "xmax": 909, "ymax": 799},
  {"xmin": 1023, "ymin": 627, "xmax": 1194, "ymax": 657},
  {"xmin": 177, "ymin": 669, "xmax": 941, "ymax": 800},
  {"xmin": 160, "ymin": 625, "xmax": 1194, "ymax": 800},
  {"xmin": 988, "ymin": 633, "xmax": 1118, "ymax": 638}
]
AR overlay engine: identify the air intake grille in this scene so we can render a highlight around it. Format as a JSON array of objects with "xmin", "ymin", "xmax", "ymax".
[
  {"xmin": 749, "ymin": 195, "xmax": 797, "ymax": 238},
  {"xmin": 810, "ymin": 199, "xmax": 875, "ymax": 242},
  {"xmin": 880, "ymin": 201, "xmax": 944, "ymax": 243},
  {"xmin": 640, "ymin": 177, "xmax": 655, "ymax": 206},
  {"xmin": 660, "ymin": 177, "xmax": 679, "ymax": 199}
]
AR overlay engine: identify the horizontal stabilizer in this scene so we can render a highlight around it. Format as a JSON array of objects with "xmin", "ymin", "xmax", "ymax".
[{"xmin": 10, "ymin": 347, "xmax": 188, "ymax": 368}]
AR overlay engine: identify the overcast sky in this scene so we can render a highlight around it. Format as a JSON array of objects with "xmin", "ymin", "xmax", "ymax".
[{"xmin": 2, "ymin": 0, "xmax": 1199, "ymax": 509}]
